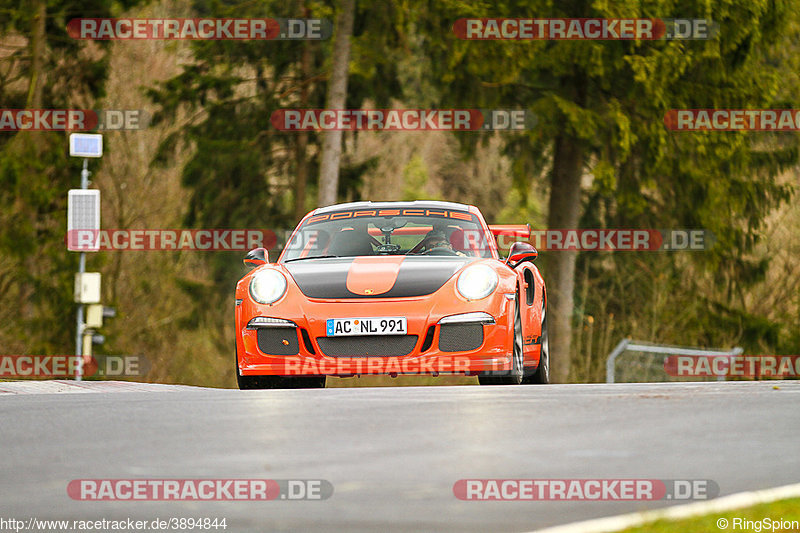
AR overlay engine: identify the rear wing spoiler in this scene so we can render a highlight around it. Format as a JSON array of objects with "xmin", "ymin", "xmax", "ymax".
[{"xmin": 488, "ymin": 224, "xmax": 531, "ymax": 239}]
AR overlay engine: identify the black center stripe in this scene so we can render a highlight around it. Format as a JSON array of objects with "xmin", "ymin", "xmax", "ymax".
[{"xmin": 283, "ymin": 257, "xmax": 470, "ymax": 299}]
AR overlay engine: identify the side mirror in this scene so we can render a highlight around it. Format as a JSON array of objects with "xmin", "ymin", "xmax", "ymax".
[
  {"xmin": 244, "ymin": 247, "xmax": 268, "ymax": 269},
  {"xmin": 507, "ymin": 241, "xmax": 537, "ymax": 268}
]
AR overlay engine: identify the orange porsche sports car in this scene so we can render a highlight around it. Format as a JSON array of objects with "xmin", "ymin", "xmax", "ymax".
[{"xmin": 234, "ymin": 201, "xmax": 548, "ymax": 389}]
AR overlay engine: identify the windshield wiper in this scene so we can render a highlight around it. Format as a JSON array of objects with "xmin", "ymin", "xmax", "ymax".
[{"xmin": 284, "ymin": 255, "xmax": 339, "ymax": 262}]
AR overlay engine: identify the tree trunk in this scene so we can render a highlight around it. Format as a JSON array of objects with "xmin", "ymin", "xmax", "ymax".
[
  {"xmin": 317, "ymin": 0, "xmax": 355, "ymax": 207},
  {"xmin": 294, "ymin": 4, "xmax": 313, "ymax": 221},
  {"xmin": 26, "ymin": 0, "xmax": 46, "ymax": 109},
  {"xmin": 545, "ymin": 134, "xmax": 584, "ymax": 382}
]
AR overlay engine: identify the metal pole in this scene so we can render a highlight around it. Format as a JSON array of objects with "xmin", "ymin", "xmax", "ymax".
[
  {"xmin": 605, "ymin": 338, "xmax": 630, "ymax": 383},
  {"xmin": 75, "ymin": 252, "xmax": 85, "ymax": 381},
  {"xmin": 74, "ymin": 158, "xmax": 90, "ymax": 381},
  {"xmin": 81, "ymin": 157, "xmax": 89, "ymax": 188}
]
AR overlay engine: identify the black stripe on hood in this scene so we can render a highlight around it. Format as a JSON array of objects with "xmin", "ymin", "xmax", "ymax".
[{"xmin": 283, "ymin": 256, "xmax": 470, "ymax": 299}]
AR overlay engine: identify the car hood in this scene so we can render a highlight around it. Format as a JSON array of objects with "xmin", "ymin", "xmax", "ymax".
[{"xmin": 282, "ymin": 256, "xmax": 472, "ymax": 299}]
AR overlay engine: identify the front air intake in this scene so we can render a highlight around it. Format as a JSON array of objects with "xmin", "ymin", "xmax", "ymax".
[
  {"xmin": 317, "ymin": 335, "xmax": 419, "ymax": 357},
  {"xmin": 438, "ymin": 323, "xmax": 483, "ymax": 352},
  {"xmin": 257, "ymin": 327, "xmax": 299, "ymax": 355}
]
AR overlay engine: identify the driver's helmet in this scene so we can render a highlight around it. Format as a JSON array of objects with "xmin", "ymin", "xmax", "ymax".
[{"xmin": 425, "ymin": 230, "xmax": 451, "ymax": 249}]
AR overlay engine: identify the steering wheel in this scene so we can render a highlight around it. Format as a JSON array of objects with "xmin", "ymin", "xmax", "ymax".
[
  {"xmin": 408, "ymin": 236, "xmax": 435, "ymax": 255},
  {"xmin": 422, "ymin": 246, "xmax": 459, "ymax": 255},
  {"xmin": 423, "ymin": 246, "xmax": 460, "ymax": 256}
]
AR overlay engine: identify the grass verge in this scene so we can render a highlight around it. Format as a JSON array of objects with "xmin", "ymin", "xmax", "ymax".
[{"xmin": 619, "ymin": 497, "xmax": 800, "ymax": 533}]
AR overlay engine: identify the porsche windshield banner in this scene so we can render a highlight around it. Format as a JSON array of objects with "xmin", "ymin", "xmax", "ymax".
[{"xmin": 303, "ymin": 208, "xmax": 477, "ymax": 225}]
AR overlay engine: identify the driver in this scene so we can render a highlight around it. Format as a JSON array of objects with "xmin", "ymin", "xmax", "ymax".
[{"xmin": 422, "ymin": 230, "xmax": 466, "ymax": 256}]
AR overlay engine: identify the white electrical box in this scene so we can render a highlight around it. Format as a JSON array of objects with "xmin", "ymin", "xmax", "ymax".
[
  {"xmin": 74, "ymin": 272, "xmax": 101, "ymax": 304},
  {"xmin": 67, "ymin": 189, "xmax": 101, "ymax": 251}
]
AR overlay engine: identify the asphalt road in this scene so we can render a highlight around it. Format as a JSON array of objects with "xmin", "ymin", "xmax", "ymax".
[{"xmin": 1, "ymin": 381, "xmax": 799, "ymax": 532}]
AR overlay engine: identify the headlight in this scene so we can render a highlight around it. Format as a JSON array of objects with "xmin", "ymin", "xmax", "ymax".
[
  {"xmin": 456, "ymin": 264, "xmax": 498, "ymax": 301},
  {"xmin": 249, "ymin": 269, "xmax": 287, "ymax": 304}
]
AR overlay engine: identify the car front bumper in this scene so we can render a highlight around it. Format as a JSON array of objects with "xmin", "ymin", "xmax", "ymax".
[{"xmin": 236, "ymin": 293, "xmax": 515, "ymax": 377}]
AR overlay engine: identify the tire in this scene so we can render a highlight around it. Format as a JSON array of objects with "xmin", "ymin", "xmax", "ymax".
[
  {"xmin": 478, "ymin": 294, "xmax": 524, "ymax": 385},
  {"xmin": 522, "ymin": 302, "xmax": 550, "ymax": 385}
]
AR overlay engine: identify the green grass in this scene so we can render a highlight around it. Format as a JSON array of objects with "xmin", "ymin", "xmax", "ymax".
[{"xmin": 619, "ymin": 497, "xmax": 800, "ymax": 533}]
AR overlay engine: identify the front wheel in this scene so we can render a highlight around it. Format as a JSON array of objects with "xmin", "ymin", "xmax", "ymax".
[
  {"xmin": 522, "ymin": 304, "xmax": 550, "ymax": 384},
  {"xmin": 478, "ymin": 294, "xmax": 524, "ymax": 385}
]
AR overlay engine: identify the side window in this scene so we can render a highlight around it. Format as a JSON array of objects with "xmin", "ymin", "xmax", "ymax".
[{"xmin": 524, "ymin": 268, "xmax": 534, "ymax": 306}]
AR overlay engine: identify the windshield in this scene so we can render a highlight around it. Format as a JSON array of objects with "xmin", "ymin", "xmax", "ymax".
[{"xmin": 281, "ymin": 208, "xmax": 494, "ymax": 261}]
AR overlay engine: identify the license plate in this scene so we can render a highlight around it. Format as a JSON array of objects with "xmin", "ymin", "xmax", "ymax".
[{"xmin": 326, "ymin": 317, "xmax": 407, "ymax": 336}]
